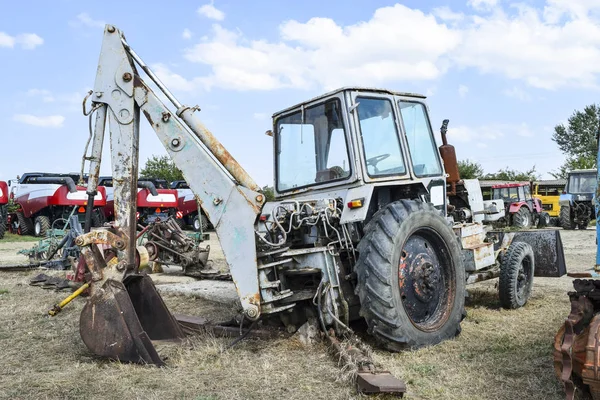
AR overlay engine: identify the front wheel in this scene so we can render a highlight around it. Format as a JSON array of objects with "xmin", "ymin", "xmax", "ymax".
[
  {"xmin": 499, "ymin": 242, "xmax": 535, "ymax": 309},
  {"xmin": 34, "ymin": 215, "xmax": 51, "ymax": 237},
  {"xmin": 355, "ymin": 200, "xmax": 466, "ymax": 351},
  {"xmin": 537, "ymin": 212, "xmax": 550, "ymax": 228}
]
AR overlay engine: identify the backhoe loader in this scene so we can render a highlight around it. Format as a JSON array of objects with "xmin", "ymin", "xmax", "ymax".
[{"xmin": 73, "ymin": 25, "xmax": 566, "ymax": 384}]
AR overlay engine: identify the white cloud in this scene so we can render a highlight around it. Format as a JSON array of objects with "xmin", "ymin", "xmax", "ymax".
[
  {"xmin": 182, "ymin": 28, "xmax": 192, "ymax": 40},
  {"xmin": 458, "ymin": 84, "xmax": 469, "ymax": 98},
  {"xmin": 0, "ymin": 32, "xmax": 16, "ymax": 48},
  {"xmin": 0, "ymin": 32, "xmax": 43, "ymax": 49},
  {"xmin": 198, "ymin": 2, "xmax": 225, "ymax": 21},
  {"xmin": 152, "ymin": 63, "xmax": 207, "ymax": 92},
  {"xmin": 455, "ymin": 4, "xmax": 600, "ymax": 89},
  {"xmin": 26, "ymin": 89, "xmax": 55, "ymax": 103},
  {"xmin": 433, "ymin": 6, "xmax": 464, "ymax": 22},
  {"xmin": 503, "ymin": 86, "xmax": 532, "ymax": 101},
  {"xmin": 184, "ymin": 5, "xmax": 460, "ymax": 91},
  {"xmin": 71, "ymin": 12, "xmax": 105, "ymax": 29},
  {"xmin": 17, "ymin": 34, "xmax": 43, "ymax": 50},
  {"xmin": 161, "ymin": 2, "xmax": 600, "ymax": 92},
  {"xmin": 13, "ymin": 114, "xmax": 65, "ymax": 128},
  {"xmin": 467, "ymin": 0, "xmax": 499, "ymax": 11}
]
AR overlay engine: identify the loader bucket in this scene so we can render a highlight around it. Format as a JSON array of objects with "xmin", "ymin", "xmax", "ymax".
[
  {"xmin": 511, "ymin": 229, "xmax": 567, "ymax": 277},
  {"xmin": 79, "ymin": 275, "xmax": 184, "ymax": 365}
]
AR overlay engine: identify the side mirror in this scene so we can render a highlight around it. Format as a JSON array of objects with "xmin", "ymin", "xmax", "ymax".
[{"xmin": 265, "ymin": 130, "xmax": 273, "ymax": 137}]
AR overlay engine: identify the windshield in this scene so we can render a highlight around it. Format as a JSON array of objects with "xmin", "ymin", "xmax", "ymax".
[
  {"xmin": 492, "ymin": 187, "xmax": 519, "ymax": 202},
  {"xmin": 398, "ymin": 101, "xmax": 442, "ymax": 177},
  {"xmin": 568, "ymin": 173, "xmax": 596, "ymax": 194},
  {"xmin": 276, "ymin": 99, "xmax": 351, "ymax": 191},
  {"xmin": 356, "ymin": 97, "xmax": 406, "ymax": 177}
]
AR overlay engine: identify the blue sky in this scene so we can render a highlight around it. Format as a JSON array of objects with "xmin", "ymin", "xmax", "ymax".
[{"xmin": 1, "ymin": 0, "xmax": 598, "ymax": 185}]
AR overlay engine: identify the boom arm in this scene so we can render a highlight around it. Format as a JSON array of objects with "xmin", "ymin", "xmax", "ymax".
[{"xmin": 84, "ymin": 25, "xmax": 265, "ymax": 319}]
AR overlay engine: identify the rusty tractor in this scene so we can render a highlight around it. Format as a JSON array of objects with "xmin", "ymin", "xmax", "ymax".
[{"xmin": 64, "ymin": 25, "xmax": 567, "ymax": 395}]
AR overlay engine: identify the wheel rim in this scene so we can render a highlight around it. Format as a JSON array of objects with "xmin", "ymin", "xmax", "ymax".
[
  {"xmin": 193, "ymin": 217, "xmax": 200, "ymax": 231},
  {"xmin": 34, "ymin": 221, "xmax": 41, "ymax": 236},
  {"xmin": 522, "ymin": 212, "xmax": 530, "ymax": 226},
  {"xmin": 516, "ymin": 256, "xmax": 533, "ymax": 302},
  {"xmin": 398, "ymin": 228, "xmax": 455, "ymax": 332}
]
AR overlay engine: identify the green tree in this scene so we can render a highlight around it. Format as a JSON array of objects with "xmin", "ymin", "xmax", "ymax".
[
  {"xmin": 140, "ymin": 155, "xmax": 183, "ymax": 182},
  {"xmin": 551, "ymin": 104, "xmax": 599, "ymax": 178},
  {"xmin": 484, "ymin": 166, "xmax": 539, "ymax": 181},
  {"xmin": 261, "ymin": 185, "xmax": 275, "ymax": 201},
  {"xmin": 458, "ymin": 159, "xmax": 484, "ymax": 179}
]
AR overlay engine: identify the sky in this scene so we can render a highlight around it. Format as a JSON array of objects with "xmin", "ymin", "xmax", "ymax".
[{"xmin": 1, "ymin": 0, "xmax": 599, "ymax": 186}]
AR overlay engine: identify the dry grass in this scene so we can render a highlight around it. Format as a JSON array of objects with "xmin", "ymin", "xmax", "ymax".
[{"xmin": 0, "ymin": 229, "xmax": 595, "ymax": 400}]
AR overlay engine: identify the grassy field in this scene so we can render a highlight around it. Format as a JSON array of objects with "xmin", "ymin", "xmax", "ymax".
[
  {"xmin": 1, "ymin": 233, "xmax": 42, "ymax": 243},
  {"xmin": 0, "ymin": 229, "xmax": 594, "ymax": 399}
]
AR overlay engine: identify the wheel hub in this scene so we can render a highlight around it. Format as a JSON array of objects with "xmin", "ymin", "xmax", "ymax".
[
  {"xmin": 411, "ymin": 256, "xmax": 440, "ymax": 302},
  {"xmin": 398, "ymin": 231, "xmax": 452, "ymax": 330}
]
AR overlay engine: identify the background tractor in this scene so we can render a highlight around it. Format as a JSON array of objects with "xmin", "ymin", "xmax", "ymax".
[
  {"xmin": 0, "ymin": 180, "xmax": 8, "ymax": 239},
  {"xmin": 71, "ymin": 26, "xmax": 566, "ymax": 383},
  {"xmin": 560, "ymin": 169, "xmax": 595, "ymax": 230},
  {"xmin": 491, "ymin": 182, "xmax": 549, "ymax": 228}
]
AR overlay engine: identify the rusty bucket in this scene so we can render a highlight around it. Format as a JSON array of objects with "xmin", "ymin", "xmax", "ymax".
[{"xmin": 79, "ymin": 275, "xmax": 184, "ymax": 365}]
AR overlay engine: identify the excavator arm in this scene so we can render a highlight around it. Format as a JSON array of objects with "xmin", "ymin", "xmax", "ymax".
[{"xmin": 77, "ymin": 24, "xmax": 265, "ymax": 364}]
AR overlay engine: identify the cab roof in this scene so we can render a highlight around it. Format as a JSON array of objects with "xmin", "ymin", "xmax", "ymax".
[
  {"xmin": 570, "ymin": 169, "xmax": 596, "ymax": 174},
  {"xmin": 272, "ymin": 87, "xmax": 427, "ymax": 118},
  {"xmin": 491, "ymin": 183, "xmax": 530, "ymax": 189}
]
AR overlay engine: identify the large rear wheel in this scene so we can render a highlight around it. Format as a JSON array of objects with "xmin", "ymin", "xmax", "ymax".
[
  {"xmin": 16, "ymin": 212, "xmax": 33, "ymax": 236},
  {"xmin": 512, "ymin": 207, "xmax": 531, "ymax": 228},
  {"xmin": 355, "ymin": 200, "xmax": 465, "ymax": 351},
  {"xmin": 0, "ymin": 205, "xmax": 6, "ymax": 239},
  {"xmin": 560, "ymin": 206, "xmax": 575, "ymax": 230}
]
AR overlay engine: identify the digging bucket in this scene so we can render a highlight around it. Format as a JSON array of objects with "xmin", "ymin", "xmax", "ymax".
[
  {"xmin": 79, "ymin": 275, "xmax": 184, "ymax": 365},
  {"xmin": 493, "ymin": 229, "xmax": 567, "ymax": 277}
]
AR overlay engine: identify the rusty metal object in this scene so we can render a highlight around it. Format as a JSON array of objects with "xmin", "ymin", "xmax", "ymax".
[
  {"xmin": 140, "ymin": 218, "xmax": 212, "ymax": 277},
  {"xmin": 438, "ymin": 120, "xmax": 459, "ymax": 196},
  {"xmin": 175, "ymin": 314, "xmax": 278, "ymax": 340},
  {"xmin": 554, "ymin": 279, "xmax": 600, "ymax": 399},
  {"xmin": 326, "ymin": 333, "xmax": 406, "ymax": 396},
  {"xmin": 80, "ymin": 276, "xmax": 184, "ymax": 366}
]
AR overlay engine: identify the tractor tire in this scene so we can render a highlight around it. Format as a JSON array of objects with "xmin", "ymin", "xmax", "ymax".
[
  {"xmin": 499, "ymin": 242, "xmax": 535, "ymax": 309},
  {"xmin": 193, "ymin": 214, "xmax": 209, "ymax": 232},
  {"xmin": 16, "ymin": 212, "xmax": 33, "ymax": 236},
  {"xmin": 560, "ymin": 206, "xmax": 575, "ymax": 230},
  {"xmin": 33, "ymin": 215, "xmax": 51, "ymax": 237},
  {"xmin": 578, "ymin": 220, "xmax": 590, "ymax": 230},
  {"xmin": 0, "ymin": 205, "xmax": 6, "ymax": 239},
  {"xmin": 537, "ymin": 212, "xmax": 550, "ymax": 228},
  {"xmin": 174, "ymin": 218, "xmax": 186, "ymax": 230},
  {"xmin": 354, "ymin": 200, "xmax": 466, "ymax": 351},
  {"xmin": 91, "ymin": 209, "xmax": 106, "ymax": 228},
  {"xmin": 512, "ymin": 207, "xmax": 531, "ymax": 228}
]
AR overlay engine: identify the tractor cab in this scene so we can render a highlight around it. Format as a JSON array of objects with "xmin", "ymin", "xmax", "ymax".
[{"xmin": 272, "ymin": 87, "xmax": 446, "ymax": 210}]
